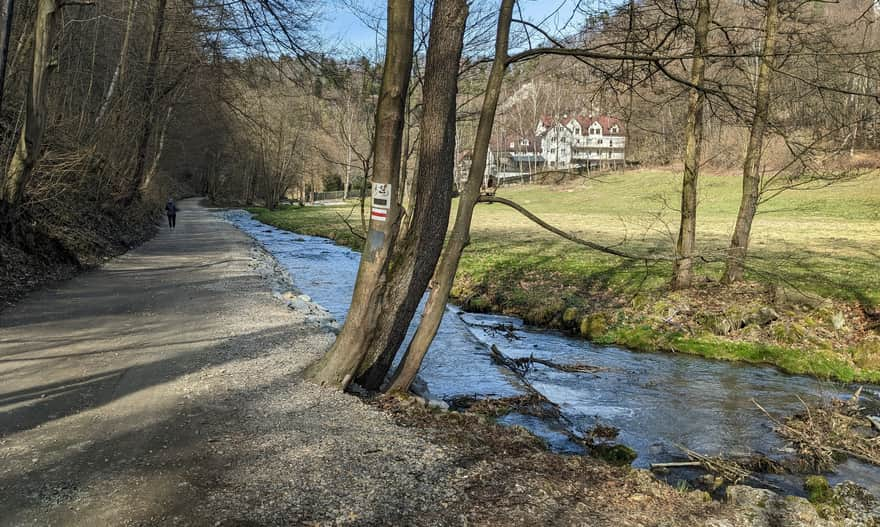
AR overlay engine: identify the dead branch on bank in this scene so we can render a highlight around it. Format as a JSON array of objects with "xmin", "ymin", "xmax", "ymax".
[
  {"xmin": 756, "ymin": 393, "xmax": 880, "ymax": 472},
  {"xmin": 649, "ymin": 445, "xmax": 787, "ymax": 489},
  {"xmin": 679, "ymin": 446, "xmax": 787, "ymax": 486},
  {"xmin": 448, "ymin": 393, "xmax": 560, "ymax": 419}
]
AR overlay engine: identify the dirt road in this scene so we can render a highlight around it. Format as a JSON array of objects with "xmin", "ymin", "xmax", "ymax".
[{"xmin": 0, "ymin": 200, "xmax": 460, "ymax": 525}]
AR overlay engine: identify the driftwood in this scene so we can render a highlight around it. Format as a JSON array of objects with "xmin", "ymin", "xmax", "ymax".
[
  {"xmin": 651, "ymin": 444, "xmax": 786, "ymax": 489},
  {"xmin": 481, "ymin": 322, "xmax": 521, "ymax": 341},
  {"xmin": 511, "ymin": 356, "xmax": 606, "ymax": 374},
  {"xmin": 490, "ymin": 345, "xmax": 605, "ymax": 375},
  {"xmin": 487, "ymin": 344, "xmax": 622, "ymax": 453},
  {"xmin": 679, "ymin": 446, "xmax": 757, "ymax": 485},
  {"xmin": 756, "ymin": 394, "xmax": 880, "ymax": 471}
]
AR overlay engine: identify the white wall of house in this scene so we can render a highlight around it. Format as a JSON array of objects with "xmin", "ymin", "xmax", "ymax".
[{"xmin": 538, "ymin": 117, "xmax": 626, "ymax": 168}]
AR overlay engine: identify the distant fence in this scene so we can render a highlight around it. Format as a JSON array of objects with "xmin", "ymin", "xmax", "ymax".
[
  {"xmin": 311, "ymin": 190, "xmax": 348, "ymax": 202},
  {"xmin": 495, "ymin": 173, "xmax": 535, "ymax": 187}
]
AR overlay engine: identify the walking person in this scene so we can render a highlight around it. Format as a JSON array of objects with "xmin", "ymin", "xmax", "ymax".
[{"xmin": 165, "ymin": 198, "xmax": 177, "ymax": 230}]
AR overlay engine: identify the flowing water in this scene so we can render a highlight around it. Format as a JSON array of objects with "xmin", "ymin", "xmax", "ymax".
[{"xmin": 225, "ymin": 210, "xmax": 880, "ymax": 495}]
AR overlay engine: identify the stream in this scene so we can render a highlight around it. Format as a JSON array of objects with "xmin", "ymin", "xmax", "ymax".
[{"xmin": 225, "ymin": 210, "xmax": 880, "ymax": 496}]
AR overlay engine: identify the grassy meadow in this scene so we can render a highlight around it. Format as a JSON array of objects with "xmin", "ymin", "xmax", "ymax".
[{"xmin": 249, "ymin": 169, "xmax": 880, "ymax": 382}]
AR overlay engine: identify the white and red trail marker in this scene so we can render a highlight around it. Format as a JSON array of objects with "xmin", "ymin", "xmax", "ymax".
[
  {"xmin": 370, "ymin": 208, "xmax": 388, "ymax": 222},
  {"xmin": 370, "ymin": 184, "xmax": 392, "ymax": 223}
]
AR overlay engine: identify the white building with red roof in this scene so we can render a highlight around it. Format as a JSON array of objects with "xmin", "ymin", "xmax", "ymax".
[
  {"xmin": 535, "ymin": 114, "xmax": 626, "ymax": 170},
  {"xmin": 459, "ymin": 113, "xmax": 628, "ymax": 190}
]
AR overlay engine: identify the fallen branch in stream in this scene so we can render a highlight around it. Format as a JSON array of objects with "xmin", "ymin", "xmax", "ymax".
[
  {"xmin": 489, "ymin": 345, "xmax": 605, "ymax": 375},
  {"xmin": 488, "ymin": 345, "xmax": 563, "ymax": 410},
  {"xmin": 511, "ymin": 356, "xmax": 607, "ymax": 374},
  {"xmin": 481, "ymin": 322, "xmax": 521, "ymax": 341},
  {"xmin": 649, "ymin": 461, "xmax": 703, "ymax": 470},
  {"xmin": 486, "ymin": 344, "xmax": 632, "ymax": 463}
]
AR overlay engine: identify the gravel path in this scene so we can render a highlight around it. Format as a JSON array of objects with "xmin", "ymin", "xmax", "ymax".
[
  {"xmin": 0, "ymin": 199, "xmax": 463, "ymax": 525},
  {"xmin": 5, "ymin": 198, "xmax": 855, "ymax": 526}
]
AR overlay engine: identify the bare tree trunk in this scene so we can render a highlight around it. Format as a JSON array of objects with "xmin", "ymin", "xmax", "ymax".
[
  {"xmin": 95, "ymin": 0, "xmax": 138, "ymax": 125},
  {"xmin": 355, "ymin": 0, "xmax": 469, "ymax": 390},
  {"xmin": 127, "ymin": 0, "xmax": 167, "ymax": 201},
  {"xmin": 0, "ymin": 0, "xmax": 16, "ymax": 111},
  {"xmin": 143, "ymin": 104, "xmax": 174, "ymax": 192},
  {"xmin": 722, "ymin": 0, "xmax": 779, "ymax": 284},
  {"xmin": 397, "ymin": 91, "xmax": 411, "ymax": 211},
  {"xmin": 388, "ymin": 0, "xmax": 515, "ymax": 393},
  {"xmin": 670, "ymin": 0, "xmax": 710, "ymax": 290},
  {"xmin": 305, "ymin": 0, "xmax": 414, "ymax": 389},
  {"xmin": 1, "ymin": 0, "xmax": 59, "ymax": 208},
  {"xmin": 344, "ymin": 96, "xmax": 353, "ymax": 200}
]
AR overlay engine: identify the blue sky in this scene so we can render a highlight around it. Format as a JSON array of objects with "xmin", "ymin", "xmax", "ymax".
[{"xmin": 320, "ymin": 0, "xmax": 587, "ymax": 55}]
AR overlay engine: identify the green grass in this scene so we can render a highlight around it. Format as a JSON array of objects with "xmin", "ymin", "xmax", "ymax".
[
  {"xmin": 248, "ymin": 204, "xmax": 368, "ymax": 249},
  {"xmin": 246, "ymin": 169, "xmax": 880, "ymax": 382},
  {"xmin": 600, "ymin": 327, "xmax": 880, "ymax": 384},
  {"xmin": 464, "ymin": 170, "xmax": 880, "ymax": 308}
]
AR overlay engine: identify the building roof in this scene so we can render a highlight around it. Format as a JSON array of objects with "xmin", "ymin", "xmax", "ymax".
[
  {"xmin": 540, "ymin": 113, "xmax": 624, "ymax": 136},
  {"xmin": 490, "ymin": 132, "xmax": 543, "ymax": 153}
]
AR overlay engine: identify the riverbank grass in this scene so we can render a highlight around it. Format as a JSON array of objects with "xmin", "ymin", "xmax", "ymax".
[{"xmin": 247, "ymin": 169, "xmax": 880, "ymax": 383}]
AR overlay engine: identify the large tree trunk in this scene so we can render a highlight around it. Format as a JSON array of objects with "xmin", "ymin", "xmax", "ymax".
[
  {"xmin": 670, "ymin": 0, "xmax": 710, "ymax": 290},
  {"xmin": 387, "ymin": 0, "xmax": 515, "ymax": 393},
  {"xmin": 127, "ymin": 0, "xmax": 167, "ymax": 201},
  {"xmin": 355, "ymin": 0, "xmax": 469, "ymax": 390},
  {"xmin": 0, "ymin": 0, "xmax": 16, "ymax": 111},
  {"xmin": 305, "ymin": 0, "xmax": 414, "ymax": 389},
  {"xmin": 1, "ymin": 0, "xmax": 59, "ymax": 208},
  {"xmin": 722, "ymin": 0, "xmax": 779, "ymax": 284}
]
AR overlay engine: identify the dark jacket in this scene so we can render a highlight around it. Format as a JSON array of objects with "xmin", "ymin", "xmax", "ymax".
[{"xmin": 165, "ymin": 201, "xmax": 177, "ymax": 215}]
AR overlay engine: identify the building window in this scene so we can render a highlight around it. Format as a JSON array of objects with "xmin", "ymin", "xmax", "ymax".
[
  {"xmin": 609, "ymin": 140, "xmax": 613, "ymax": 147},
  {"xmin": 550, "ymin": 148, "xmax": 556, "ymax": 154},
  {"xmin": 611, "ymin": 125, "xmax": 619, "ymax": 134}
]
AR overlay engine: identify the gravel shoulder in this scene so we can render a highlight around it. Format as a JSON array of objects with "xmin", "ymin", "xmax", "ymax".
[{"xmin": 0, "ymin": 199, "xmax": 861, "ymax": 526}]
